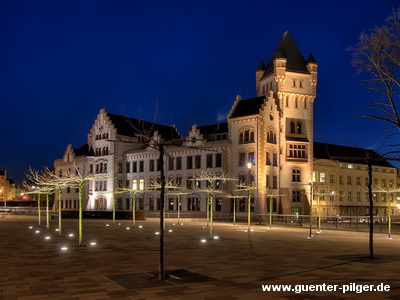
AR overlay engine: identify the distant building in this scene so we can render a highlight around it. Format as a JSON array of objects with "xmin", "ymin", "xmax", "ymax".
[
  {"xmin": 53, "ymin": 32, "xmax": 398, "ymax": 218},
  {"xmin": 0, "ymin": 169, "xmax": 18, "ymax": 201}
]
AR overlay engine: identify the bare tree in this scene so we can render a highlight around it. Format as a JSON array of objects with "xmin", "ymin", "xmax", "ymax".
[
  {"xmin": 372, "ymin": 182, "xmax": 400, "ymax": 239},
  {"xmin": 348, "ymin": 9, "xmax": 400, "ymax": 157},
  {"xmin": 192, "ymin": 170, "xmax": 236, "ymax": 239}
]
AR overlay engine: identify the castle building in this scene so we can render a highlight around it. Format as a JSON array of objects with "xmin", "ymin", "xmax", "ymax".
[{"xmin": 53, "ymin": 32, "xmax": 398, "ymax": 218}]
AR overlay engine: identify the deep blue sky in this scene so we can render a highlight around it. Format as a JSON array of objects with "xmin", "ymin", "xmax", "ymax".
[{"xmin": 1, "ymin": 0, "xmax": 399, "ymax": 184}]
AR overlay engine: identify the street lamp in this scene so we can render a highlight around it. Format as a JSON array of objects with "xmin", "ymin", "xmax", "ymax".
[
  {"xmin": 308, "ymin": 182, "xmax": 313, "ymax": 238},
  {"xmin": 247, "ymin": 162, "xmax": 252, "ymax": 232}
]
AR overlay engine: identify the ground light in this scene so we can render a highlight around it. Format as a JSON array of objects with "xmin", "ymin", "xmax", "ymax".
[
  {"xmin": 89, "ymin": 242, "xmax": 96, "ymax": 246},
  {"xmin": 44, "ymin": 236, "xmax": 51, "ymax": 240},
  {"xmin": 180, "ymin": 223, "xmax": 184, "ymax": 225},
  {"xmin": 28, "ymin": 226, "xmax": 33, "ymax": 229},
  {"xmin": 55, "ymin": 229, "xmax": 59, "ymax": 232},
  {"xmin": 126, "ymin": 227, "xmax": 130, "ymax": 230},
  {"xmin": 168, "ymin": 229, "xmax": 173, "ymax": 233},
  {"xmin": 307, "ymin": 235, "xmax": 314, "ymax": 239},
  {"xmin": 35, "ymin": 230, "xmax": 40, "ymax": 234},
  {"xmin": 68, "ymin": 233, "xmax": 74, "ymax": 237},
  {"xmin": 118, "ymin": 223, "xmax": 121, "ymax": 226},
  {"xmin": 138, "ymin": 225, "xmax": 143, "ymax": 229},
  {"xmin": 106, "ymin": 224, "xmax": 110, "ymax": 227},
  {"xmin": 213, "ymin": 236, "xmax": 219, "ymax": 240},
  {"xmin": 155, "ymin": 232, "xmax": 160, "ymax": 235},
  {"xmin": 60, "ymin": 247, "xmax": 68, "ymax": 251},
  {"xmin": 172, "ymin": 223, "xmax": 175, "ymax": 226},
  {"xmin": 201, "ymin": 239, "xmax": 207, "ymax": 243}
]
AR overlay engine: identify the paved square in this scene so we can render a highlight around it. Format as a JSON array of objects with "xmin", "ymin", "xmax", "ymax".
[{"xmin": 1, "ymin": 217, "xmax": 399, "ymax": 299}]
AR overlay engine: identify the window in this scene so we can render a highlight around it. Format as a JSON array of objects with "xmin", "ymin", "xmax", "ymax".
[
  {"xmin": 290, "ymin": 121, "xmax": 295, "ymax": 134},
  {"xmin": 319, "ymin": 172, "xmax": 325, "ymax": 183},
  {"xmin": 339, "ymin": 191, "xmax": 343, "ymax": 202},
  {"xmin": 239, "ymin": 129, "xmax": 255, "ymax": 144},
  {"xmin": 176, "ymin": 176, "xmax": 182, "ymax": 187},
  {"xmin": 187, "ymin": 156, "xmax": 193, "ymax": 169},
  {"xmin": 176, "ymin": 157, "xmax": 182, "ymax": 170},
  {"xmin": 215, "ymin": 153, "xmax": 222, "ymax": 168},
  {"xmin": 347, "ymin": 191, "xmax": 352, "ymax": 202},
  {"xmin": 195, "ymin": 155, "xmax": 201, "ymax": 169},
  {"xmin": 329, "ymin": 174, "xmax": 334, "ymax": 184},
  {"xmin": 339, "ymin": 175, "xmax": 343, "ymax": 184},
  {"xmin": 292, "ymin": 79, "xmax": 297, "ymax": 87},
  {"xmin": 267, "ymin": 129, "xmax": 277, "ymax": 144},
  {"xmin": 292, "ymin": 190, "xmax": 300, "ymax": 202},
  {"xmin": 296, "ymin": 122, "xmax": 302, "ymax": 134},
  {"xmin": 149, "ymin": 159, "xmax": 154, "ymax": 172},
  {"xmin": 266, "ymin": 174, "xmax": 271, "ymax": 188},
  {"xmin": 188, "ymin": 197, "xmax": 200, "ymax": 211},
  {"xmin": 187, "ymin": 176, "xmax": 192, "ymax": 189},
  {"xmin": 139, "ymin": 179, "xmax": 144, "ymax": 190},
  {"xmin": 357, "ymin": 192, "xmax": 361, "ymax": 202},
  {"xmin": 347, "ymin": 176, "xmax": 352, "ymax": 185},
  {"xmin": 216, "ymin": 198, "xmax": 222, "ymax": 211},
  {"xmin": 118, "ymin": 162, "xmax": 122, "ymax": 173},
  {"xmin": 239, "ymin": 152, "xmax": 246, "ymax": 167},
  {"xmin": 295, "ymin": 97, "xmax": 298, "ymax": 108},
  {"xmin": 139, "ymin": 161, "xmax": 144, "ymax": 172},
  {"xmin": 287, "ymin": 144, "xmax": 307, "ymax": 160},
  {"xmin": 215, "ymin": 180, "xmax": 222, "ymax": 190},
  {"xmin": 292, "ymin": 169, "xmax": 301, "ymax": 182},
  {"xmin": 195, "ymin": 178, "xmax": 201, "ymax": 189},
  {"xmin": 356, "ymin": 177, "xmax": 361, "ymax": 185},
  {"xmin": 132, "ymin": 179, "xmax": 137, "ymax": 190},
  {"xmin": 126, "ymin": 162, "xmax": 130, "ymax": 173},
  {"xmin": 169, "ymin": 157, "xmax": 174, "ymax": 170},
  {"xmin": 320, "ymin": 190, "xmax": 325, "ymax": 200},
  {"xmin": 206, "ymin": 154, "xmax": 213, "ymax": 168},
  {"xmin": 312, "ymin": 171, "xmax": 317, "ymax": 182},
  {"xmin": 272, "ymin": 174, "xmax": 278, "ymax": 189},
  {"xmin": 248, "ymin": 152, "xmax": 255, "ymax": 165},
  {"xmin": 132, "ymin": 162, "xmax": 137, "ymax": 173},
  {"xmin": 272, "ymin": 152, "xmax": 277, "ymax": 166},
  {"xmin": 239, "ymin": 174, "xmax": 246, "ymax": 186},
  {"xmin": 239, "ymin": 198, "xmax": 246, "ymax": 212},
  {"xmin": 266, "ymin": 151, "xmax": 271, "ymax": 165},
  {"xmin": 168, "ymin": 197, "xmax": 174, "ymax": 210}
]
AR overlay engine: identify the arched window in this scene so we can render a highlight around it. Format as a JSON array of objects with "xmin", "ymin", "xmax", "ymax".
[
  {"xmin": 292, "ymin": 169, "xmax": 301, "ymax": 182},
  {"xmin": 295, "ymin": 96, "xmax": 298, "ymax": 108},
  {"xmin": 290, "ymin": 121, "xmax": 295, "ymax": 134},
  {"xmin": 267, "ymin": 128, "xmax": 277, "ymax": 144},
  {"xmin": 297, "ymin": 121, "xmax": 302, "ymax": 134},
  {"xmin": 266, "ymin": 151, "xmax": 271, "ymax": 165},
  {"xmin": 239, "ymin": 128, "xmax": 255, "ymax": 144},
  {"xmin": 292, "ymin": 190, "xmax": 301, "ymax": 202},
  {"xmin": 272, "ymin": 151, "xmax": 278, "ymax": 166}
]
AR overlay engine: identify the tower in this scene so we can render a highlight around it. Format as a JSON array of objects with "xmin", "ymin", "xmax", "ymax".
[{"xmin": 229, "ymin": 31, "xmax": 318, "ymax": 216}]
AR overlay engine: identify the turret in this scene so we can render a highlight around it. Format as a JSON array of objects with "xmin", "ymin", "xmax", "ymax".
[
  {"xmin": 306, "ymin": 53, "xmax": 318, "ymax": 88},
  {"xmin": 256, "ymin": 59, "xmax": 265, "ymax": 94}
]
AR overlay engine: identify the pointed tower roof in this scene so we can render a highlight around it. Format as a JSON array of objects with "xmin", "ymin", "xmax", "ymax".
[
  {"xmin": 264, "ymin": 31, "xmax": 309, "ymax": 75},
  {"xmin": 307, "ymin": 52, "xmax": 317, "ymax": 64},
  {"xmin": 256, "ymin": 59, "xmax": 266, "ymax": 71}
]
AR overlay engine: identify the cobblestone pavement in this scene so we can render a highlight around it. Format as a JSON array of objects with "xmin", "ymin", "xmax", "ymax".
[{"xmin": 1, "ymin": 217, "xmax": 399, "ymax": 299}]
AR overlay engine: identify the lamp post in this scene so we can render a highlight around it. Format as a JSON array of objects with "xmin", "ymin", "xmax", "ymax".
[
  {"xmin": 247, "ymin": 162, "xmax": 252, "ymax": 233},
  {"xmin": 308, "ymin": 182, "xmax": 313, "ymax": 238}
]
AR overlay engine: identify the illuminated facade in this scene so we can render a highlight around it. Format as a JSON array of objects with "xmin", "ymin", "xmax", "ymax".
[{"xmin": 53, "ymin": 32, "xmax": 398, "ymax": 217}]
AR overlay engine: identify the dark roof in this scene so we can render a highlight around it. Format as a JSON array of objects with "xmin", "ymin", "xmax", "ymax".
[
  {"xmin": 256, "ymin": 59, "xmax": 266, "ymax": 71},
  {"xmin": 0, "ymin": 169, "xmax": 4, "ymax": 176},
  {"xmin": 314, "ymin": 142, "xmax": 395, "ymax": 168},
  {"xmin": 307, "ymin": 52, "xmax": 317, "ymax": 64},
  {"xmin": 74, "ymin": 144, "xmax": 95, "ymax": 157},
  {"xmin": 264, "ymin": 31, "xmax": 309, "ymax": 75},
  {"xmin": 198, "ymin": 122, "xmax": 228, "ymax": 135},
  {"xmin": 107, "ymin": 113, "xmax": 181, "ymax": 140},
  {"xmin": 230, "ymin": 96, "xmax": 266, "ymax": 119}
]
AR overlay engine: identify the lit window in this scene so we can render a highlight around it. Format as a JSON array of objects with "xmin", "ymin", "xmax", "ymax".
[
  {"xmin": 292, "ymin": 169, "xmax": 301, "ymax": 182},
  {"xmin": 319, "ymin": 173, "xmax": 325, "ymax": 183}
]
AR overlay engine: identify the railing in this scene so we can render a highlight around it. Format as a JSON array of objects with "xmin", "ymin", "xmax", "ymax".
[
  {"xmin": 256, "ymin": 214, "xmax": 400, "ymax": 234},
  {"xmin": 0, "ymin": 207, "xmax": 47, "ymax": 216}
]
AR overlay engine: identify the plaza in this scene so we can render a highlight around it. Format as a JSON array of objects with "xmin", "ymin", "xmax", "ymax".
[{"xmin": 1, "ymin": 217, "xmax": 399, "ymax": 299}]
